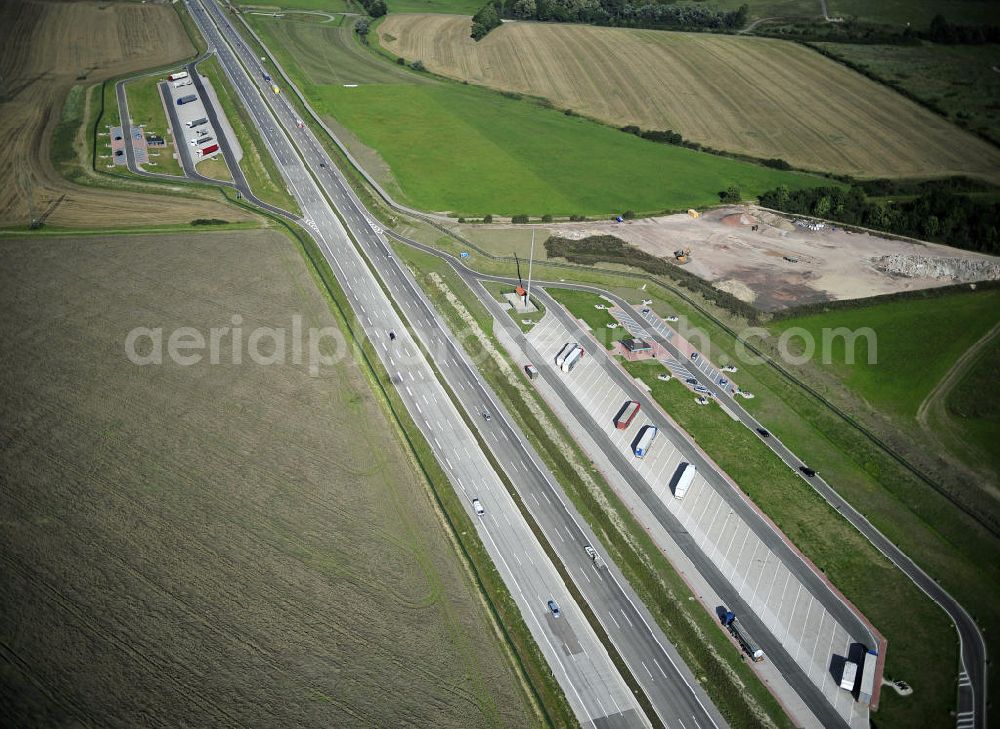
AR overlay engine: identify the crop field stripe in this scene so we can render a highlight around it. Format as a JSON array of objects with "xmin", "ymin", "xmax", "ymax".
[{"xmin": 379, "ymin": 15, "xmax": 1000, "ymax": 182}]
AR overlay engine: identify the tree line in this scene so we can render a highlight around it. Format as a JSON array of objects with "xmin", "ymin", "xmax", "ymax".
[
  {"xmin": 759, "ymin": 178, "xmax": 1000, "ymax": 255},
  {"xmin": 470, "ymin": 0, "xmax": 748, "ymax": 40}
]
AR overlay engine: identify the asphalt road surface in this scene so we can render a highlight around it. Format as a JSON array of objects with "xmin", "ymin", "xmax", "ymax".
[
  {"xmin": 184, "ymin": 1, "xmax": 731, "ymax": 727},
  {"xmin": 172, "ymin": 2, "xmax": 987, "ymax": 728}
]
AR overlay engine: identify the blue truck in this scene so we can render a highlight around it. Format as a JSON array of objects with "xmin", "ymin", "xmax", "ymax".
[{"xmin": 176, "ymin": 94, "xmax": 197, "ymax": 105}]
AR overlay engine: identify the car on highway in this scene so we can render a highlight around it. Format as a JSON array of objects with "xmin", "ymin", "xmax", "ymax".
[
  {"xmin": 482, "ymin": 411, "xmax": 492, "ymax": 422},
  {"xmin": 547, "ymin": 600, "xmax": 561, "ymax": 618},
  {"xmin": 472, "ymin": 498, "xmax": 485, "ymax": 516},
  {"xmin": 319, "ymin": 162, "xmax": 326, "ymax": 168},
  {"xmin": 690, "ymin": 352, "xmax": 699, "ymax": 361},
  {"xmin": 756, "ymin": 428, "xmax": 771, "ymax": 438},
  {"xmin": 800, "ymin": 466, "xmax": 817, "ymax": 477},
  {"xmin": 584, "ymin": 545, "xmax": 598, "ymax": 561},
  {"xmin": 388, "ymin": 330, "xmax": 396, "ymax": 341}
]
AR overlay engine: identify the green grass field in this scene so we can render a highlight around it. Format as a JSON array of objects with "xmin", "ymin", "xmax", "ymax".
[
  {"xmin": 237, "ymin": 0, "xmax": 352, "ymax": 11},
  {"xmin": 125, "ymin": 76, "xmax": 184, "ymax": 176},
  {"xmin": 547, "ymin": 288, "xmax": 617, "ymax": 336},
  {"xmin": 387, "ymin": 0, "xmax": 485, "ymax": 12},
  {"xmin": 771, "ymin": 289, "xmax": 1000, "ymax": 418},
  {"xmin": 0, "ymin": 230, "xmax": 534, "ymax": 727},
  {"xmin": 946, "ymin": 333, "xmax": 1000, "ymax": 474},
  {"xmin": 814, "ymin": 42, "xmax": 1000, "ymax": 145},
  {"xmin": 705, "ymin": 0, "xmax": 999, "ymax": 25},
  {"xmin": 248, "ymin": 13, "xmax": 829, "ymax": 217}
]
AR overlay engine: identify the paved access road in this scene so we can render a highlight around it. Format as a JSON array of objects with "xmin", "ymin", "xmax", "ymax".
[
  {"xmin": 185, "ymin": 1, "xmax": 729, "ymax": 727},
  {"xmin": 403, "ymin": 246, "xmax": 987, "ymax": 729}
]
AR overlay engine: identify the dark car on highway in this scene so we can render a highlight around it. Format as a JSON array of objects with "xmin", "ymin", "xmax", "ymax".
[
  {"xmin": 756, "ymin": 428, "xmax": 770, "ymax": 438},
  {"xmin": 800, "ymin": 466, "xmax": 817, "ymax": 477},
  {"xmin": 547, "ymin": 600, "xmax": 561, "ymax": 618}
]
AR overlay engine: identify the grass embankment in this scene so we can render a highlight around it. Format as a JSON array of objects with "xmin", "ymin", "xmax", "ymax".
[
  {"xmin": 378, "ymin": 14, "xmax": 1000, "ymax": 183},
  {"xmin": 236, "ymin": 0, "xmax": 352, "ymax": 11},
  {"xmin": 813, "ymin": 42, "xmax": 1000, "ymax": 146},
  {"xmin": 0, "ymin": 229, "xmax": 534, "ymax": 728},
  {"xmin": 248, "ymin": 13, "xmax": 828, "ymax": 217},
  {"xmin": 196, "ymin": 156, "xmax": 233, "ymax": 182},
  {"xmin": 125, "ymin": 76, "xmax": 184, "ymax": 176},
  {"xmin": 771, "ymin": 289, "xmax": 1000, "ymax": 419},
  {"xmin": 551, "ymin": 287, "xmax": 963, "ymax": 727},
  {"xmin": 197, "ymin": 57, "xmax": 301, "ymax": 215},
  {"xmin": 945, "ymin": 333, "xmax": 1000, "ymax": 474},
  {"xmin": 394, "ymin": 243, "xmax": 796, "ymax": 729}
]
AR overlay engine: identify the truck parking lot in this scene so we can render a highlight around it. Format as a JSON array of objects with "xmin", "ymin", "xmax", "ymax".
[
  {"xmin": 522, "ymin": 307, "xmax": 874, "ymax": 729},
  {"xmin": 160, "ymin": 68, "xmax": 243, "ymax": 173}
]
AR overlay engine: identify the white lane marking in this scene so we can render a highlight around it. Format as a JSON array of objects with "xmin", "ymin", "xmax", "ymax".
[{"xmin": 608, "ymin": 611, "xmax": 621, "ymax": 629}]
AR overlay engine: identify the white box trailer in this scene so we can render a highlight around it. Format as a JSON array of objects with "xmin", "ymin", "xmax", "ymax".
[
  {"xmin": 167, "ymin": 71, "xmax": 189, "ymax": 81},
  {"xmin": 673, "ymin": 462, "xmax": 696, "ymax": 499},
  {"xmin": 858, "ymin": 649, "xmax": 878, "ymax": 704},
  {"xmin": 840, "ymin": 661, "xmax": 859, "ymax": 691},
  {"xmin": 561, "ymin": 345, "xmax": 584, "ymax": 373},
  {"xmin": 633, "ymin": 425, "xmax": 657, "ymax": 458},
  {"xmin": 172, "ymin": 79, "xmax": 192, "ymax": 88},
  {"xmin": 555, "ymin": 342, "xmax": 575, "ymax": 368}
]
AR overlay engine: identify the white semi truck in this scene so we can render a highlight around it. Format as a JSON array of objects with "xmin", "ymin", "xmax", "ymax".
[
  {"xmin": 673, "ymin": 462, "xmax": 696, "ymax": 499},
  {"xmin": 633, "ymin": 425, "xmax": 657, "ymax": 458},
  {"xmin": 561, "ymin": 344, "xmax": 584, "ymax": 373}
]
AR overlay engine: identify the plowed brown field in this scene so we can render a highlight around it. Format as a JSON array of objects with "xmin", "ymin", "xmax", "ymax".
[
  {"xmin": 0, "ymin": 229, "xmax": 533, "ymax": 727},
  {"xmin": 0, "ymin": 0, "xmax": 249, "ymax": 228},
  {"xmin": 379, "ymin": 14, "xmax": 1000, "ymax": 182}
]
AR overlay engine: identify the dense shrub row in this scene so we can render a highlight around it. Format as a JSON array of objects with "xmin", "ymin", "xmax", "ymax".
[
  {"xmin": 468, "ymin": 0, "xmax": 747, "ymax": 39},
  {"xmin": 545, "ymin": 234, "xmax": 760, "ymax": 321},
  {"xmin": 759, "ymin": 178, "xmax": 1000, "ymax": 255}
]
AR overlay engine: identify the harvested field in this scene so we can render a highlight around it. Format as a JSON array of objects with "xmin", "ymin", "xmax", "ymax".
[
  {"xmin": 0, "ymin": 0, "xmax": 249, "ymax": 228},
  {"xmin": 0, "ymin": 230, "xmax": 533, "ymax": 727},
  {"xmin": 378, "ymin": 15, "xmax": 1000, "ymax": 182}
]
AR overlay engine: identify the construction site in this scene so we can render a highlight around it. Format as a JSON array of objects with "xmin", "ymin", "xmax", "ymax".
[{"xmin": 481, "ymin": 206, "xmax": 1000, "ymax": 312}]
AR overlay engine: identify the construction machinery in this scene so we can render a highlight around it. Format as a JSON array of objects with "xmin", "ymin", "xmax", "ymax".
[{"xmin": 674, "ymin": 247, "xmax": 692, "ymax": 264}]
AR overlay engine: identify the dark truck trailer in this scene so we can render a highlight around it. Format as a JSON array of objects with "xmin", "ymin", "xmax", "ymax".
[
  {"xmin": 176, "ymin": 94, "xmax": 197, "ymax": 105},
  {"xmin": 723, "ymin": 611, "xmax": 764, "ymax": 662},
  {"xmin": 614, "ymin": 401, "xmax": 640, "ymax": 430}
]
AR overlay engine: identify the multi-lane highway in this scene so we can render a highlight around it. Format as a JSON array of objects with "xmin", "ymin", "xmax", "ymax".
[
  {"xmin": 182, "ymin": 1, "xmax": 731, "ymax": 727},
  {"xmin": 135, "ymin": 2, "xmax": 986, "ymax": 728}
]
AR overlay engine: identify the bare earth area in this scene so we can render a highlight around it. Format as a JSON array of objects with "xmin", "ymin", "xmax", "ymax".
[
  {"xmin": 0, "ymin": 0, "xmax": 247, "ymax": 228},
  {"xmin": 0, "ymin": 230, "xmax": 532, "ymax": 728},
  {"xmin": 541, "ymin": 206, "xmax": 1000, "ymax": 310},
  {"xmin": 379, "ymin": 14, "xmax": 1000, "ymax": 183}
]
